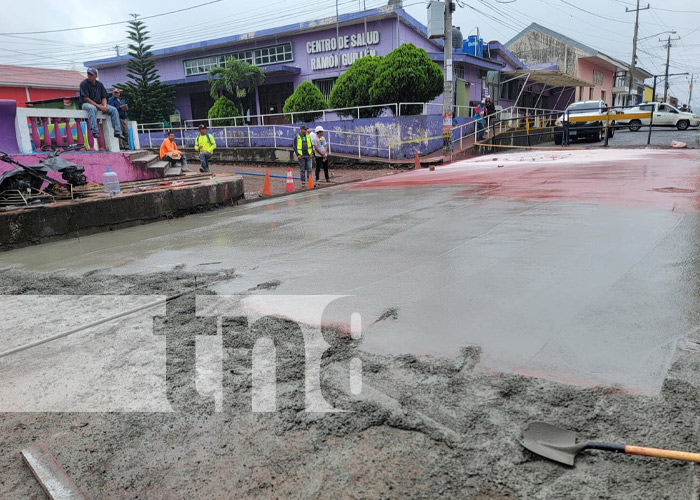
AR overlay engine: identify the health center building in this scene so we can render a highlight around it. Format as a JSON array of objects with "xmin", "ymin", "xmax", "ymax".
[{"xmin": 86, "ymin": 5, "xmax": 519, "ymax": 124}]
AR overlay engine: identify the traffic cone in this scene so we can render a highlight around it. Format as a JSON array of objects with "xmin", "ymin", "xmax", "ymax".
[
  {"xmin": 285, "ymin": 167, "xmax": 295, "ymax": 193},
  {"xmin": 415, "ymin": 151, "xmax": 421, "ymax": 170},
  {"xmin": 307, "ymin": 175, "xmax": 314, "ymax": 189},
  {"xmin": 262, "ymin": 169, "xmax": 272, "ymax": 196}
]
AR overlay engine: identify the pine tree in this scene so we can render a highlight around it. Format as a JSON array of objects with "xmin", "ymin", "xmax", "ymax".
[{"xmin": 116, "ymin": 14, "xmax": 175, "ymax": 125}]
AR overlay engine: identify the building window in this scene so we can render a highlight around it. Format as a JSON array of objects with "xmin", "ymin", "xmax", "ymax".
[
  {"xmin": 593, "ymin": 70, "xmax": 604, "ymax": 86},
  {"xmin": 454, "ymin": 65, "xmax": 465, "ymax": 80},
  {"xmin": 313, "ymin": 78, "xmax": 337, "ymax": 101},
  {"xmin": 615, "ymin": 74, "xmax": 628, "ymax": 89},
  {"xmin": 601, "ymin": 90, "xmax": 607, "ymax": 104},
  {"xmin": 589, "ymin": 88, "xmax": 594, "ymax": 100},
  {"xmin": 183, "ymin": 42, "xmax": 294, "ymax": 76}
]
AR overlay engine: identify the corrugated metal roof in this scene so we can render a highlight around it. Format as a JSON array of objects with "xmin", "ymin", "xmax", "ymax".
[
  {"xmin": 502, "ymin": 70, "xmax": 595, "ymax": 89},
  {"xmin": 0, "ymin": 65, "xmax": 84, "ymax": 89}
]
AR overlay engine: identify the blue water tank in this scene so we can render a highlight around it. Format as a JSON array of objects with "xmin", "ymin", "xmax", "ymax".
[{"xmin": 463, "ymin": 35, "xmax": 483, "ymax": 58}]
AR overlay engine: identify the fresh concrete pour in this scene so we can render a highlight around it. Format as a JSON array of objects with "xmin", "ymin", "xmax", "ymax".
[{"xmin": 2, "ymin": 149, "xmax": 700, "ymax": 498}]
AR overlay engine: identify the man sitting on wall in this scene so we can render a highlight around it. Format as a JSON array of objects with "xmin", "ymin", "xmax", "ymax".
[
  {"xmin": 159, "ymin": 131, "xmax": 191, "ymax": 172},
  {"xmin": 194, "ymin": 124, "xmax": 216, "ymax": 173},
  {"xmin": 79, "ymin": 68, "xmax": 123, "ymax": 142},
  {"xmin": 108, "ymin": 88, "xmax": 129, "ymax": 149}
]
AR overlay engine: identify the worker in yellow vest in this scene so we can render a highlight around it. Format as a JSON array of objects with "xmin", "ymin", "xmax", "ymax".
[
  {"xmin": 195, "ymin": 124, "xmax": 217, "ymax": 172},
  {"xmin": 295, "ymin": 125, "xmax": 313, "ymax": 185}
]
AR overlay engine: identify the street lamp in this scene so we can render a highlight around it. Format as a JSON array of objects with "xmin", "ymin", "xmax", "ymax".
[{"xmin": 638, "ymin": 29, "xmax": 676, "ymax": 41}]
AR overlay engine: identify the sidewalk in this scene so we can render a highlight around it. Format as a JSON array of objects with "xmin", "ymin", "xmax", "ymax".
[{"xmin": 209, "ymin": 163, "xmax": 400, "ymax": 198}]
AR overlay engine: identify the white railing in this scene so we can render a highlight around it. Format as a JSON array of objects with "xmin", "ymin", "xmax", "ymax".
[
  {"xmin": 175, "ymin": 103, "xmax": 400, "ymax": 132},
  {"xmin": 144, "ymin": 102, "xmax": 490, "ymax": 134},
  {"xmin": 139, "ymin": 101, "xmax": 567, "ymax": 135},
  {"xmin": 449, "ymin": 106, "xmax": 560, "ymax": 149},
  {"xmin": 13, "ymin": 108, "xmax": 126, "ymax": 154}
]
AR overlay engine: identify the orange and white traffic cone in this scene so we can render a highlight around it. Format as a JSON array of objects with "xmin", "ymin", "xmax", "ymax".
[
  {"xmin": 307, "ymin": 175, "xmax": 314, "ymax": 189},
  {"xmin": 285, "ymin": 167, "xmax": 295, "ymax": 193},
  {"xmin": 262, "ymin": 169, "xmax": 272, "ymax": 196},
  {"xmin": 415, "ymin": 151, "xmax": 421, "ymax": 170}
]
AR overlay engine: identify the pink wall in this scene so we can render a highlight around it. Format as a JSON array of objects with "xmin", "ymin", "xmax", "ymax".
[
  {"xmin": 577, "ymin": 59, "xmax": 614, "ymax": 106},
  {"xmin": 1, "ymin": 152, "xmax": 160, "ymax": 189}
]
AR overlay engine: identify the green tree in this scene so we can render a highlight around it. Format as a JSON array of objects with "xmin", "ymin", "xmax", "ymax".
[
  {"xmin": 208, "ymin": 57, "xmax": 265, "ymax": 113},
  {"xmin": 283, "ymin": 81, "xmax": 327, "ymax": 123},
  {"xmin": 207, "ymin": 96, "xmax": 241, "ymax": 126},
  {"xmin": 328, "ymin": 55, "xmax": 384, "ymax": 118},
  {"xmin": 115, "ymin": 14, "xmax": 175, "ymax": 125},
  {"xmin": 369, "ymin": 44, "xmax": 443, "ymax": 115}
]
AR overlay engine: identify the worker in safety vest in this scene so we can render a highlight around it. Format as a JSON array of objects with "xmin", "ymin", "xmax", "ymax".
[
  {"xmin": 295, "ymin": 125, "xmax": 313, "ymax": 185},
  {"xmin": 194, "ymin": 124, "xmax": 217, "ymax": 173}
]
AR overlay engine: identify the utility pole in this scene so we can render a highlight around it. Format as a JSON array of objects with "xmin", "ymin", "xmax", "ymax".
[
  {"xmin": 442, "ymin": 1, "xmax": 453, "ymax": 162},
  {"xmin": 625, "ymin": 1, "xmax": 649, "ymax": 106},
  {"xmin": 114, "ymin": 45, "xmax": 120, "ymax": 57},
  {"xmin": 687, "ymin": 74, "xmax": 695, "ymax": 110},
  {"xmin": 661, "ymin": 35, "xmax": 681, "ymax": 103}
]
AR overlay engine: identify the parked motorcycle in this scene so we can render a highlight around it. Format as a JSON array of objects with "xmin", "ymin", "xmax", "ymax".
[{"xmin": 0, "ymin": 145, "xmax": 87, "ymax": 199}]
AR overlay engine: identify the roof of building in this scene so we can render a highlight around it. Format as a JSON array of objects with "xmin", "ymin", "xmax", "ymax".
[
  {"xmin": 501, "ymin": 70, "xmax": 595, "ymax": 89},
  {"xmin": 486, "ymin": 42, "xmax": 525, "ymax": 70},
  {"xmin": 506, "ymin": 23, "xmax": 600, "ymax": 56},
  {"xmin": 429, "ymin": 52, "xmax": 504, "ymax": 71},
  {"xmin": 506, "ymin": 23, "xmax": 651, "ymax": 77},
  {"xmin": 0, "ymin": 65, "xmax": 84, "ymax": 89},
  {"xmin": 607, "ymin": 55, "xmax": 653, "ymax": 79},
  {"xmin": 86, "ymin": 6, "xmax": 439, "ymax": 67}
]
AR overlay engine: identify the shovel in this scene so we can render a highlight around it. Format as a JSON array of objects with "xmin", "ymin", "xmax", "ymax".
[{"xmin": 522, "ymin": 422, "xmax": 700, "ymax": 466}]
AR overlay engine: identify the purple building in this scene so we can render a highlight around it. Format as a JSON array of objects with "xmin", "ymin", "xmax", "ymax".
[{"xmin": 86, "ymin": 6, "xmax": 524, "ymax": 124}]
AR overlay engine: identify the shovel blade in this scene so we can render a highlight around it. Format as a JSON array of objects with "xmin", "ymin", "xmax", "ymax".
[{"xmin": 522, "ymin": 422, "xmax": 582, "ymax": 466}]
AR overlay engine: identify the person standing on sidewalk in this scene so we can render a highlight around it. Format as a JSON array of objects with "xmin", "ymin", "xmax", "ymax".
[
  {"xmin": 313, "ymin": 125, "xmax": 330, "ymax": 183},
  {"xmin": 484, "ymin": 96, "xmax": 496, "ymax": 138},
  {"xmin": 295, "ymin": 125, "xmax": 313, "ymax": 185},
  {"xmin": 474, "ymin": 100, "xmax": 486, "ymax": 141},
  {"xmin": 194, "ymin": 124, "xmax": 217, "ymax": 172}
]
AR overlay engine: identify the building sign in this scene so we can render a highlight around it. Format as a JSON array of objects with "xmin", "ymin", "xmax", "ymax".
[{"xmin": 307, "ymin": 31, "xmax": 381, "ymax": 71}]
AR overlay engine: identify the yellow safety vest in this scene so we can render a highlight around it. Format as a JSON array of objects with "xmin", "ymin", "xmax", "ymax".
[
  {"xmin": 296, "ymin": 134, "xmax": 313, "ymax": 156},
  {"xmin": 195, "ymin": 133, "xmax": 216, "ymax": 154}
]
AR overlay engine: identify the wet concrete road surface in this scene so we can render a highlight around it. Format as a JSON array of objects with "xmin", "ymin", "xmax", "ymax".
[{"xmin": 2, "ymin": 148, "xmax": 700, "ymax": 396}]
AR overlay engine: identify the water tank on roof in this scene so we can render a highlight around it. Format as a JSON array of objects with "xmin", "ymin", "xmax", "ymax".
[
  {"xmin": 463, "ymin": 35, "xmax": 484, "ymax": 58},
  {"xmin": 452, "ymin": 26, "xmax": 463, "ymax": 51}
]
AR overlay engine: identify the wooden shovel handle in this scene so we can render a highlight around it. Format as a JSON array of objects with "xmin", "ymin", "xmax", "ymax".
[{"xmin": 626, "ymin": 445, "xmax": 700, "ymax": 463}]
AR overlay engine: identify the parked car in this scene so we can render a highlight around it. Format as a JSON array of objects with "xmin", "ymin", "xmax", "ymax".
[
  {"xmin": 553, "ymin": 100, "xmax": 621, "ymax": 145},
  {"xmin": 617, "ymin": 102, "xmax": 700, "ymax": 131}
]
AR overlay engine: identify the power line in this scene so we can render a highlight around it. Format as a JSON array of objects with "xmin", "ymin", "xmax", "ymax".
[
  {"xmin": 560, "ymin": 0, "xmax": 633, "ymax": 24},
  {"xmin": 0, "ymin": 0, "xmax": 222, "ymax": 35},
  {"xmin": 0, "ymin": 0, "xmax": 389, "ymax": 68}
]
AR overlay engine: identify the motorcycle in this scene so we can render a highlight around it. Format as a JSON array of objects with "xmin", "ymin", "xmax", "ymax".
[{"xmin": 0, "ymin": 145, "xmax": 88, "ymax": 199}]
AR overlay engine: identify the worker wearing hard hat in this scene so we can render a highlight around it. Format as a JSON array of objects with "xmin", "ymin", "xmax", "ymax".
[{"xmin": 312, "ymin": 125, "xmax": 331, "ymax": 183}]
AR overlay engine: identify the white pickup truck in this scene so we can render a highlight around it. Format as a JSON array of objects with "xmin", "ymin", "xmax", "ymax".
[{"xmin": 617, "ymin": 102, "xmax": 700, "ymax": 131}]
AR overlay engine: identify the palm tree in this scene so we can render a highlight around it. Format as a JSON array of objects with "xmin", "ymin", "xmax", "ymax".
[{"xmin": 208, "ymin": 57, "xmax": 265, "ymax": 114}]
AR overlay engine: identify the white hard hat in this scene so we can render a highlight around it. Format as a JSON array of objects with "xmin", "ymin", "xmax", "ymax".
[{"xmin": 314, "ymin": 125, "xmax": 324, "ymax": 132}]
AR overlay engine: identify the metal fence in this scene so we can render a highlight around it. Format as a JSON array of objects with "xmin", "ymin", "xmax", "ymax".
[{"xmin": 141, "ymin": 124, "xmax": 404, "ymax": 160}]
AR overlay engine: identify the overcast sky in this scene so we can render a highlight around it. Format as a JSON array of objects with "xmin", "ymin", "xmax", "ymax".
[{"xmin": 1, "ymin": 0, "xmax": 698, "ymax": 108}]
